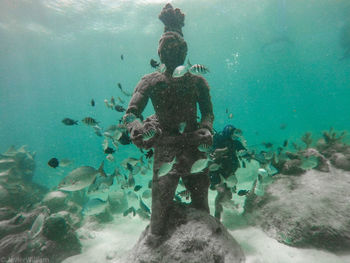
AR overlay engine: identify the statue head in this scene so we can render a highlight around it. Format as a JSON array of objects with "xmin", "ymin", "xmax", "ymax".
[
  {"xmin": 158, "ymin": 32, "xmax": 187, "ymax": 73},
  {"xmin": 157, "ymin": 3, "xmax": 187, "ymax": 73}
]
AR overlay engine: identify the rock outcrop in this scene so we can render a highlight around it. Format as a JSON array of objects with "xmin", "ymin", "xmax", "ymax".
[
  {"xmin": 122, "ymin": 203, "xmax": 245, "ymax": 263},
  {"xmin": 244, "ymin": 167, "xmax": 350, "ymax": 252},
  {"xmin": 0, "ymin": 146, "xmax": 82, "ymax": 262}
]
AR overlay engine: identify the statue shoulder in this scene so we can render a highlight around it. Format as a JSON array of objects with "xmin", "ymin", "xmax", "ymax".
[
  {"xmin": 189, "ymin": 74, "xmax": 210, "ymax": 92},
  {"xmin": 135, "ymin": 72, "xmax": 163, "ymax": 93},
  {"xmin": 142, "ymin": 72, "xmax": 165, "ymax": 84}
]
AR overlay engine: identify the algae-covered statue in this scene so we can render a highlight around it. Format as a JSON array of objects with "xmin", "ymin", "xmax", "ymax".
[{"xmin": 123, "ymin": 3, "xmax": 214, "ymax": 245}]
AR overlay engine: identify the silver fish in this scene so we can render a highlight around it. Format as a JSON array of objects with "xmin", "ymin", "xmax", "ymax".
[
  {"xmin": 102, "ymin": 139, "xmax": 109, "ymax": 151},
  {"xmin": 82, "ymin": 198, "xmax": 108, "ymax": 216},
  {"xmin": 172, "ymin": 65, "xmax": 188, "ymax": 78},
  {"xmin": 300, "ymin": 156, "xmax": 318, "ymax": 170},
  {"xmin": 208, "ymin": 163, "xmax": 221, "ymax": 172},
  {"xmin": 121, "ymin": 157, "xmax": 141, "ymax": 169},
  {"xmin": 106, "ymin": 154, "xmax": 115, "ymax": 162},
  {"xmin": 190, "ymin": 158, "xmax": 209, "ymax": 173},
  {"xmin": 158, "ymin": 157, "xmax": 176, "ymax": 177},
  {"xmin": 178, "ymin": 122, "xmax": 186, "ymax": 134},
  {"xmin": 158, "ymin": 63, "xmax": 166, "ymax": 73},
  {"xmin": 142, "ymin": 189, "xmax": 152, "ymax": 199},
  {"xmin": 28, "ymin": 213, "xmax": 46, "ymax": 239},
  {"xmin": 139, "ymin": 197, "xmax": 151, "ymax": 214},
  {"xmin": 58, "ymin": 161, "xmax": 106, "ymax": 191},
  {"xmin": 60, "ymin": 158, "xmax": 73, "ymax": 167}
]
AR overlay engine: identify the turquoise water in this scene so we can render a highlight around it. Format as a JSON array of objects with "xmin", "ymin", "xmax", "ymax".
[
  {"xmin": 1, "ymin": 1, "xmax": 350, "ymax": 261},
  {"xmin": 0, "ymin": 0, "xmax": 350, "ymax": 204}
]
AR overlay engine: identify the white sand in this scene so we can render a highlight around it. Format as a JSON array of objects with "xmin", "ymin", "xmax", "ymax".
[{"xmin": 62, "ymin": 214, "xmax": 350, "ymax": 263}]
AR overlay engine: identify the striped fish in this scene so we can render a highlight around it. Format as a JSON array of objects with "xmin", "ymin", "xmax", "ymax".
[
  {"xmin": 189, "ymin": 64, "xmax": 209, "ymax": 74},
  {"xmin": 82, "ymin": 117, "xmax": 99, "ymax": 126}
]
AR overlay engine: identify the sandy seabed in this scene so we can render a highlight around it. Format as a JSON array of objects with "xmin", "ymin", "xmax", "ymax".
[{"xmin": 62, "ymin": 214, "xmax": 350, "ymax": 263}]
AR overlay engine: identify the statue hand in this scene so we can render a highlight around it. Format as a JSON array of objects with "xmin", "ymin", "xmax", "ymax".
[
  {"xmin": 142, "ymin": 123, "xmax": 162, "ymax": 149},
  {"xmin": 130, "ymin": 125, "xmax": 144, "ymax": 148},
  {"xmin": 193, "ymin": 128, "xmax": 213, "ymax": 146}
]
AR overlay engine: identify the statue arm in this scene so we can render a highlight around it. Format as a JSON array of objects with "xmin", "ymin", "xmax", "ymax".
[
  {"xmin": 197, "ymin": 77, "xmax": 214, "ymax": 133},
  {"xmin": 123, "ymin": 78, "xmax": 150, "ymax": 144}
]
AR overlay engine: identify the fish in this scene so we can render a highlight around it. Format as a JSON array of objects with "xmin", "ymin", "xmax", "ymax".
[
  {"xmin": 60, "ymin": 158, "xmax": 73, "ymax": 167},
  {"xmin": 62, "ymin": 118, "xmax": 78, "ymax": 126},
  {"xmin": 198, "ymin": 144, "xmax": 211, "ymax": 153},
  {"xmin": 300, "ymin": 156, "xmax": 318, "ymax": 170},
  {"xmin": 106, "ymin": 154, "xmax": 115, "ymax": 162},
  {"xmin": 258, "ymin": 168, "xmax": 268, "ymax": 177},
  {"xmin": 102, "ymin": 139, "xmax": 109, "ymax": 151},
  {"xmin": 128, "ymin": 173, "xmax": 135, "ymax": 187},
  {"xmin": 280, "ymin": 123, "xmax": 287, "ymax": 130},
  {"xmin": 113, "ymin": 129, "xmax": 123, "ymax": 141},
  {"xmin": 148, "ymin": 180, "xmax": 152, "ymax": 189},
  {"xmin": 121, "ymin": 157, "xmax": 141, "ymax": 169},
  {"xmin": 228, "ymin": 113, "xmax": 233, "ymax": 119},
  {"xmin": 172, "ymin": 65, "xmax": 188, "ymax": 78},
  {"xmin": 126, "ymin": 163, "xmax": 134, "ymax": 172},
  {"xmin": 117, "ymin": 83, "xmax": 123, "ymax": 91},
  {"xmin": 87, "ymin": 172, "xmax": 115, "ymax": 194},
  {"xmin": 82, "ymin": 198, "xmax": 108, "ymax": 216},
  {"xmin": 241, "ymin": 160, "xmax": 246, "ymax": 168},
  {"xmin": 177, "ymin": 189, "xmax": 190, "ymax": 200},
  {"xmin": 117, "ymin": 96, "xmax": 125, "ymax": 104},
  {"xmin": 134, "ymin": 185, "xmax": 142, "ymax": 192},
  {"xmin": 208, "ymin": 163, "xmax": 221, "ymax": 172},
  {"xmin": 104, "ymin": 147, "xmax": 115, "ymax": 154},
  {"xmin": 189, "ymin": 64, "xmax": 209, "ymax": 74},
  {"xmin": 145, "ymin": 149, "xmax": 154, "ymax": 159},
  {"xmin": 115, "ymin": 105, "xmax": 126, "ymax": 112},
  {"xmin": 178, "ymin": 122, "xmax": 186, "ymax": 134},
  {"xmin": 232, "ymin": 185, "xmax": 237, "ymax": 193},
  {"xmin": 93, "ymin": 125, "xmax": 103, "ymax": 137},
  {"xmin": 121, "ymin": 54, "xmax": 124, "ymax": 60},
  {"xmin": 150, "ymin": 59, "xmax": 160, "ymax": 68},
  {"xmin": 142, "ymin": 189, "xmax": 152, "ymax": 199},
  {"xmin": 110, "ymin": 96, "xmax": 116, "ymax": 107},
  {"xmin": 237, "ymin": 190, "xmax": 249, "ymax": 196},
  {"xmin": 117, "ymin": 82, "xmax": 132, "ymax": 97},
  {"xmin": 158, "ymin": 64, "xmax": 166, "ymax": 73},
  {"xmin": 91, "ymin": 99, "xmax": 95, "ymax": 107},
  {"xmin": 139, "ymin": 197, "xmax": 151, "ymax": 214},
  {"xmin": 82, "ymin": 117, "xmax": 99, "ymax": 126},
  {"xmin": 0, "ymin": 168, "xmax": 14, "ymax": 177},
  {"xmin": 58, "ymin": 161, "xmax": 106, "ymax": 191},
  {"xmin": 104, "ymin": 99, "xmax": 113, "ymax": 109},
  {"xmin": 143, "ymin": 129, "xmax": 156, "ymax": 141},
  {"xmin": 212, "ymin": 147, "xmax": 228, "ymax": 159},
  {"xmin": 123, "ymin": 207, "xmax": 136, "ymax": 217},
  {"xmin": 48, "ymin": 158, "xmax": 59, "ymax": 168},
  {"xmin": 190, "ymin": 158, "xmax": 209, "ymax": 173},
  {"xmin": 262, "ymin": 142, "xmax": 273, "ymax": 148},
  {"xmin": 118, "ymin": 132, "xmax": 132, "ymax": 145},
  {"xmin": 28, "ymin": 213, "xmax": 46, "ymax": 239},
  {"xmin": 225, "ymin": 108, "xmax": 228, "ymax": 114},
  {"xmin": 158, "ymin": 157, "xmax": 176, "ymax": 177},
  {"xmin": 174, "ymin": 195, "xmax": 182, "ymax": 202},
  {"xmin": 283, "ymin": 140, "xmax": 288, "ymax": 147}
]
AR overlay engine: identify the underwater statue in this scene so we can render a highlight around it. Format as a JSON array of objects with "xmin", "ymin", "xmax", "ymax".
[{"xmin": 123, "ymin": 3, "xmax": 214, "ymax": 246}]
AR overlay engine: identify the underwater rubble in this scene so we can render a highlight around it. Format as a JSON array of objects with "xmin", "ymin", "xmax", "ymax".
[
  {"xmin": 0, "ymin": 146, "xmax": 82, "ymax": 262},
  {"xmin": 244, "ymin": 129, "xmax": 350, "ymax": 252}
]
